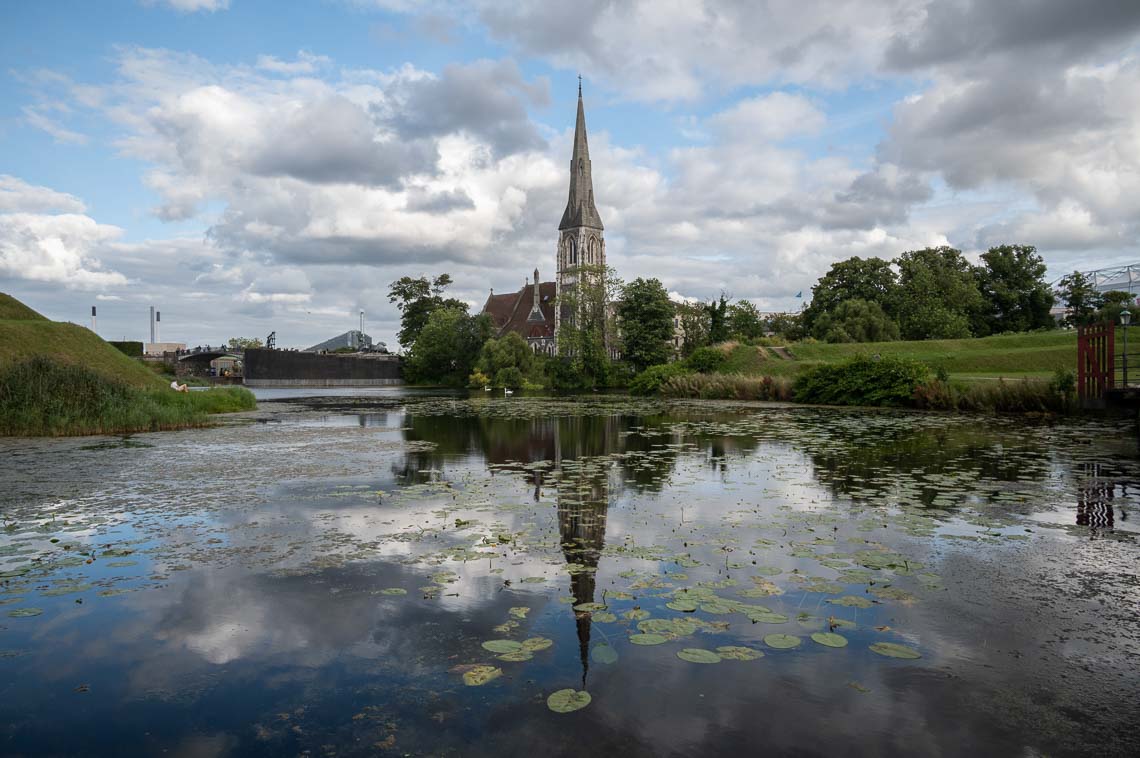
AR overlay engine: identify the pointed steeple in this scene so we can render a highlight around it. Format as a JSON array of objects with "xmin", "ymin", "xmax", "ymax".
[{"xmin": 559, "ymin": 84, "xmax": 604, "ymax": 231}]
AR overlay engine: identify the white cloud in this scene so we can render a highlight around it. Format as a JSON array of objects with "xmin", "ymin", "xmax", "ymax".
[
  {"xmin": 0, "ymin": 212, "xmax": 129, "ymax": 289},
  {"xmin": 145, "ymin": 0, "xmax": 230, "ymax": 12},
  {"xmin": 0, "ymin": 176, "xmax": 87, "ymax": 213}
]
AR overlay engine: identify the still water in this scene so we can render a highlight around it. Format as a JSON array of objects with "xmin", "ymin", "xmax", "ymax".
[{"xmin": 1, "ymin": 393, "xmax": 1138, "ymax": 757}]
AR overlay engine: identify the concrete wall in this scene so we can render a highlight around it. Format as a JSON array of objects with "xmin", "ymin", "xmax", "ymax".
[{"xmin": 243, "ymin": 348, "xmax": 402, "ymax": 386}]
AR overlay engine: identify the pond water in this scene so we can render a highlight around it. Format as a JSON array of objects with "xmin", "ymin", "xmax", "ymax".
[{"xmin": 1, "ymin": 393, "xmax": 1139, "ymax": 757}]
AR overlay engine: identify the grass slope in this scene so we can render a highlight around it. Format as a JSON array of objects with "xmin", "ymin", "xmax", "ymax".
[
  {"xmin": 720, "ymin": 330, "xmax": 1079, "ymax": 381},
  {"xmin": 0, "ymin": 293, "xmax": 47, "ymax": 321},
  {"xmin": 0, "ymin": 318, "xmax": 161, "ymax": 389}
]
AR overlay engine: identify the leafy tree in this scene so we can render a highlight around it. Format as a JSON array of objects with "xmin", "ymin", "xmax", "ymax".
[
  {"xmin": 556, "ymin": 263, "xmax": 623, "ymax": 389},
  {"xmin": 493, "ymin": 366, "xmax": 524, "ymax": 390},
  {"xmin": 705, "ymin": 295, "xmax": 729, "ymax": 344},
  {"xmin": 804, "ymin": 257, "xmax": 898, "ymax": 330},
  {"xmin": 1094, "ymin": 290, "xmax": 1138, "ymax": 326},
  {"xmin": 895, "ymin": 246, "xmax": 985, "ymax": 340},
  {"xmin": 227, "ymin": 337, "xmax": 263, "ymax": 350},
  {"xmin": 387, "ymin": 273, "xmax": 467, "ymax": 349},
  {"xmin": 727, "ymin": 300, "xmax": 766, "ymax": 341},
  {"xmin": 404, "ymin": 307, "xmax": 491, "ymax": 385},
  {"xmin": 811, "ymin": 299, "xmax": 900, "ymax": 343},
  {"xmin": 1055, "ymin": 271, "xmax": 1102, "ymax": 327},
  {"xmin": 765, "ymin": 312, "xmax": 805, "ymax": 341},
  {"xmin": 618, "ymin": 277, "xmax": 674, "ymax": 372},
  {"xmin": 476, "ymin": 333, "xmax": 534, "ymax": 384},
  {"xmin": 676, "ymin": 301, "xmax": 709, "ymax": 356},
  {"xmin": 975, "ymin": 244, "xmax": 1055, "ymax": 334}
]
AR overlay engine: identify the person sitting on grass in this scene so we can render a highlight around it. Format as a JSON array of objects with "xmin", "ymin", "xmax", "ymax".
[{"xmin": 170, "ymin": 379, "xmax": 189, "ymax": 393}]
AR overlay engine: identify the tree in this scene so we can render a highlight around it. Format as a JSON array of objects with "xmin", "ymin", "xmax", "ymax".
[
  {"xmin": 1094, "ymin": 290, "xmax": 1137, "ymax": 326},
  {"xmin": 1056, "ymin": 271, "xmax": 1102, "ymax": 327},
  {"xmin": 727, "ymin": 300, "xmax": 766, "ymax": 341},
  {"xmin": 227, "ymin": 337, "xmax": 263, "ymax": 350},
  {"xmin": 387, "ymin": 273, "xmax": 467, "ymax": 349},
  {"xmin": 811, "ymin": 299, "xmax": 900, "ymax": 343},
  {"xmin": 676, "ymin": 301, "xmax": 710, "ymax": 357},
  {"xmin": 975, "ymin": 244, "xmax": 1055, "ymax": 334},
  {"xmin": 403, "ymin": 307, "xmax": 492, "ymax": 385},
  {"xmin": 803, "ymin": 257, "xmax": 898, "ymax": 330},
  {"xmin": 556, "ymin": 263, "xmax": 622, "ymax": 388},
  {"xmin": 765, "ymin": 312, "xmax": 805, "ymax": 341},
  {"xmin": 476, "ymin": 333, "xmax": 534, "ymax": 385},
  {"xmin": 705, "ymin": 295, "xmax": 729, "ymax": 344},
  {"xmin": 618, "ymin": 278, "xmax": 674, "ymax": 371},
  {"xmin": 895, "ymin": 246, "xmax": 985, "ymax": 340}
]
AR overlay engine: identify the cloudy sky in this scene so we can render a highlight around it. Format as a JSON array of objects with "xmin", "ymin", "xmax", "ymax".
[{"xmin": 2, "ymin": 0, "xmax": 1140, "ymax": 349}]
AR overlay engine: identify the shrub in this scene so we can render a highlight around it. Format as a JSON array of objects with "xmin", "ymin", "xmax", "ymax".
[
  {"xmin": 684, "ymin": 346, "xmax": 728, "ymax": 373},
  {"xmin": 913, "ymin": 377, "xmax": 1069, "ymax": 413},
  {"xmin": 629, "ymin": 363, "xmax": 691, "ymax": 395},
  {"xmin": 0, "ymin": 356, "xmax": 255, "ymax": 436},
  {"xmin": 494, "ymin": 366, "xmax": 524, "ymax": 390},
  {"xmin": 467, "ymin": 370, "xmax": 491, "ymax": 388},
  {"xmin": 659, "ymin": 373, "xmax": 793, "ymax": 401},
  {"xmin": 794, "ymin": 355, "xmax": 930, "ymax": 407}
]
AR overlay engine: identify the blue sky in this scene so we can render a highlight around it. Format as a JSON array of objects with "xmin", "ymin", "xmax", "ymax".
[{"xmin": 2, "ymin": 0, "xmax": 1139, "ymax": 349}]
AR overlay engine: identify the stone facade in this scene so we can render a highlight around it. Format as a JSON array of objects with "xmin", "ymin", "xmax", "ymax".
[{"xmin": 482, "ymin": 85, "xmax": 606, "ymax": 355}]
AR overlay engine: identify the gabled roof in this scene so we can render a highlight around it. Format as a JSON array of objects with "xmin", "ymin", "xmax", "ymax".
[{"xmin": 481, "ymin": 281, "xmax": 556, "ymax": 341}]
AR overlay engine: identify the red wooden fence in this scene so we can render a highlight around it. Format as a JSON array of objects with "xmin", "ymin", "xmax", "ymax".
[{"xmin": 1077, "ymin": 321, "xmax": 1115, "ymax": 404}]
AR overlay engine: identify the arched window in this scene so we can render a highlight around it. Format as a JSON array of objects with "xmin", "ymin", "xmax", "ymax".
[{"xmin": 568, "ymin": 237, "xmax": 577, "ymax": 266}]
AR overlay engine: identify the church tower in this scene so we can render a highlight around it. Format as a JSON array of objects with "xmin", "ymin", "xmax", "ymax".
[{"xmin": 555, "ymin": 82, "xmax": 605, "ymax": 339}]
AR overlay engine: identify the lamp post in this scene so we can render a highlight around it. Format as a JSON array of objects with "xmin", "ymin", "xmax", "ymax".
[{"xmin": 1121, "ymin": 310, "xmax": 1132, "ymax": 387}]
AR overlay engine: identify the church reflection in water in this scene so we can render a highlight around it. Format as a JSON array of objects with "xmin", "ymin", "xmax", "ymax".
[{"xmin": 397, "ymin": 409, "xmax": 651, "ymax": 684}]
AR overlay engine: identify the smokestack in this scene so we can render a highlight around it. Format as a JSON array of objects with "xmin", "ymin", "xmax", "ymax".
[
  {"xmin": 155, "ymin": 310, "xmax": 161, "ymax": 343},
  {"xmin": 91, "ymin": 305, "xmax": 97, "ymax": 333},
  {"xmin": 360, "ymin": 309, "xmax": 365, "ymax": 344},
  {"xmin": 149, "ymin": 306, "xmax": 155, "ymax": 344}
]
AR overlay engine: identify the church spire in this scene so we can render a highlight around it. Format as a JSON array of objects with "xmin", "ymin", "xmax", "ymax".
[{"xmin": 559, "ymin": 83, "xmax": 604, "ymax": 231}]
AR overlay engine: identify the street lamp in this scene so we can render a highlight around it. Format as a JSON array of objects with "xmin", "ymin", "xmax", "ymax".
[{"xmin": 1121, "ymin": 310, "xmax": 1132, "ymax": 387}]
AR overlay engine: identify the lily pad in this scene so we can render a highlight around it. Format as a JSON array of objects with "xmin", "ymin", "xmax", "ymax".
[
  {"xmin": 592, "ymin": 611, "xmax": 617, "ymax": 623},
  {"xmin": 763, "ymin": 633, "xmax": 801, "ymax": 649},
  {"xmin": 677, "ymin": 648, "xmax": 721, "ymax": 664},
  {"xmin": 827, "ymin": 595, "xmax": 873, "ymax": 608},
  {"xmin": 811, "ymin": 632, "xmax": 848, "ymax": 648},
  {"xmin": 497, "ymin": 650, "xmax": 534, "ymax": 662},
  {"xmin": 869, "ymin": 642, "xmax": 921, "ymax": 659},
  {"xmin": 482, "ymin": 639, "xmax": 523, "ymax": 654},
  {"xmin": 629, "ymin": 633, "xmax": 669, "ymax": 646},
  {"xmin": 508, "ymin": 606, "xmax": 529, "ymax": 619},
  {"xmin": 380, "ymin": 588, "xmax": 407, "ymax": 596},
  {"xmin": 591, "ymin": 644, "xmax": 618, "ymax": 665},
  {"xmin": 7, "ymin": 608, "xmax": 43, "ymax": 618},
  {"xmin": 715, "ymin": 645, "xmax": 763, "ymax": 661},
  {"xmin": 547, "ymin": 689, "xmax": 591, "ymax": 713},
  {"xmin": 623, "ymin": 609, "xmax": 650, "ymax": 621},
  {"xmin": 747, "ymin": 610, "xmax": 789, "ymax": 624},
  {"xmin": 573, "ymin": 602, "xmax": 607, "ymax": 612},
  {"xmin": 666, "ymin": 599, "xmax": 699, "ymax": 612},
  {"xmin": 521, "ymin": 637, "xmax": 553, "ymax": 652},
  {"xmin": 462, "ymin": 665, "xmax": 502, "ymax": 686}
]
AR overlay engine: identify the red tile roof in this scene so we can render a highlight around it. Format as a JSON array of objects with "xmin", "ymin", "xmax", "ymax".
[{"xmin": 481, "ymin": 281, "xmax": 556, "ymax": 340}]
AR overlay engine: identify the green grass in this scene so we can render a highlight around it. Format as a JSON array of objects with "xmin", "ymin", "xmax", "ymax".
[
  {"xmin": 0, "ymin": 293, "xmax": 48, "ymax": 321},
  {"xmin": 0, "ymin": 318, "xmax": 161, "ymax": 388},
  {"xmin": 717, "ymin": 330, "xmax": 1080, "ymax": 380},
  {"xmin": 0, "ymin": 356, "xmax": 256, "ymax": 436}
]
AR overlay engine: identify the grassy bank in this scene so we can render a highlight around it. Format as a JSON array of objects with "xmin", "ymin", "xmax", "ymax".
[
  {"xmin": 0, "ymin": 356, "xmax": 256, "ymax": 436},
  {"xmin": 717, "ymin": 330, "xmax": 1078, "ymax": 381}
]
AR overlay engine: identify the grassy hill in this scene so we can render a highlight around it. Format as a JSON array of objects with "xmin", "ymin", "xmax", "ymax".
[
  {"xmin": 0, "ymin": 292, "xmax": 254, "ymax": 435},
  {"xmin": 0, "ymin": 307, "xmax": 162, "ymax": 389},
  {"xmin": 718, "ymin": 330, "xmax": 1079, "ymax": 382}
]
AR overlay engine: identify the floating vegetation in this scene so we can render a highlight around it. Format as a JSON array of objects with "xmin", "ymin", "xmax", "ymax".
[
  {"xmin": 810, "ymin": 632, "xmax": 848, "ymax": 648},
  {"xmin": 715, "ymin": 646, "xmax": 763, "ymax": 661},
  {"xmin": 591, "ymin": 644, "xmax": 618, "ymax": 665},
  {"xmin": 546, "ymin": 689, "xmax": 591, "ymax": 713},
  {"xmin": 869, "ymin": 642, "xmax": 922, "ymax": 659},
  {"xmin": 461, "ymin": 665, "xmax": 502, "ymax": 686},
  {"xmin": 629, "ymin": 633, "xmax": 669, "ymax": 646},
  {"xmin": 677, "ymin": 648, "xmax": 721, "ymax": 663},
  {"xmin": 481, "ymin": 640, "xmax": 523, "ymax": 654},
  {"xmin": 764, "ymin": 634, "xmax": 802, "ymax": 649},
  {"xmin": 380, "ymin": 588, "xmax": 407, "ymax": 596},
  {"xmin": 6, "ymin": 607, "xmax": 43, "ymax": 618}
]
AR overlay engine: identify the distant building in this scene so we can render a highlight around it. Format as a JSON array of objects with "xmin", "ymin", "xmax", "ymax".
[
  {"xmin": 144, "ymin": 341, "xmax": 186, "ymax": 356},
  {"xmin": 305, "ymin": 330, "xmax": 377, "ymax": 353},
  {"xmin": 482, "ymin": 83, "xmax": 607, "ymax": 356}
]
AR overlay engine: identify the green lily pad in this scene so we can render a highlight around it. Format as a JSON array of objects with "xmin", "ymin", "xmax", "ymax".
[
  {"xmin": 666, "ymin": 599, "xmax": 699, "ymax": 612},
  {"xmin": 7, "ymin": 608, "xmax": 43, "ymax": 618},
  {"xmin": 105, "ymin": 561, "xmax": 137, "ymax": 568},
  {"xmin": 573, "ymin": 602, "xmax": 607, "ymax": 612},
  {"xmin": 623, "ymin": 609, "xmax": 650, "ymax": 621},
  {"xmin": 508, "ymin": 606, "xmax": 529, "ymax": 619},
  {"xmin": 747, "ymin": 610, "xmax": 789, "ymax": 624},
  {"xmin": 482, "ymin": 639, "xmax": 523, "ymax": 654},
  {"xmin": 827, "ymin": 595, "xmax": 873, "ymax": 608},
  {"xmin": 591, "ymin": 644, "xmax": 618, "ymax": 665},
  {"xmin": 629, "ymin": 633, "xmax": 668, "ymax": 646},
  {"xmin": 869, "ymin": 642, "xmax": 921, "ymax": 659},
  {"xmin": 520, "ymin": 576, "xmax": 546, "ymax": 583},
  {"xmin": 716, "ymin": 646, "xmax": 763, "ymax": 660},
  {"xmin": 462, "ymin": 665, "xmax": 502, "ymax": 686},
  {"xmin": 592, "ymin": 611, "xmax": 617, "ymax": 623},
  {"xmin": 521, "ymin": 637, "xmax": 553, "ymax": 652},
  {"xmin": 811, "ymin": 632, "xmax": 848, "ymax": 648},
  {"xmin": 497, "ymin": 650, "xmax": 534, "ymax": 662},
  {"xmin": 380, "ymin": 588, "xmax": 407, "ymax": 596},
  {"xmin": 547, "ymin": 689, "xmax": 591, "ymax": 713},
  {"xmin": 699, "ymin": 601, "xmax": 736, "ymax": 615},
  {"xmin": 763, "ymin": 633, "xmax": 801, "ymax": 649},
  {"xmin": 0, "ymin": 568, "xmax": 30, "ymax": 578},
  {"xmin": 677, "ymin": 648, "xmax": 721, "ymax": 663}
]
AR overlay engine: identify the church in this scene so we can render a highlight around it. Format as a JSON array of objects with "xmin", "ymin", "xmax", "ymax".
[{"xmin": 481, "ymin": 84, "xmax": 606, "ymax": 355}]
